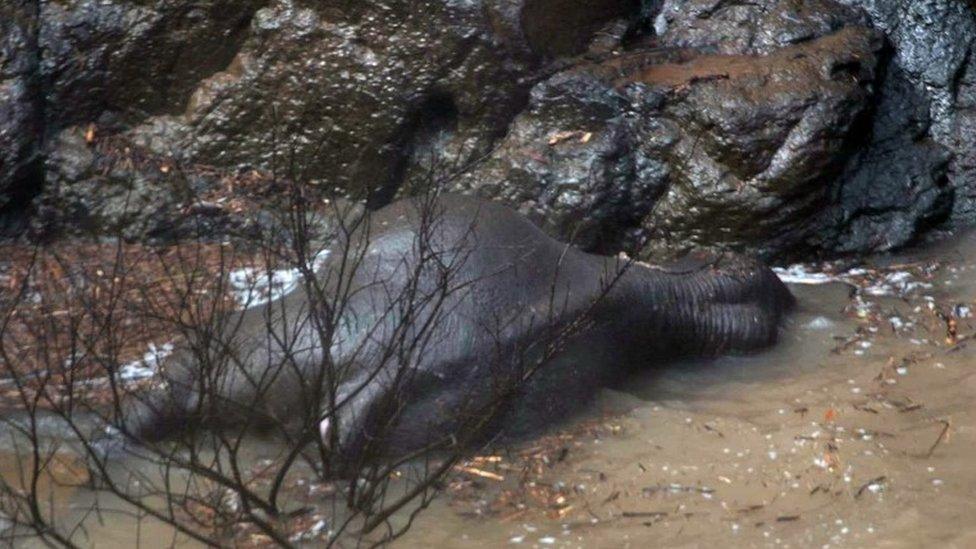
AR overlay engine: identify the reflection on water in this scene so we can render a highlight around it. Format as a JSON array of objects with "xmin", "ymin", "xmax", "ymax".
[{"xmin": 4, "ymin": 232, "xmax": 976, "ymax": 547}]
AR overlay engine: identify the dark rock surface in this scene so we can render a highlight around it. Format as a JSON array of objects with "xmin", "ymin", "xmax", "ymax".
[
  {"xmin": 167, "ymin": 0, "xmax": 532, "ymax": 203},
  {"xmin": 654, "ymin": 0, "xmax": 869, "ymax": 55},
  {"xmin": 129, "ymin": 0, "xmax": 643, "ymax": 204},
  {"xmin": 38, "ymin": 0, "xmax": 264, "ymax": 127},
  {"xmin": 631, "ymin": 0, "xmax": 970, "ymax": 256},
  {"xmin": 452, "ymin": 68, "xmax": 674, "ymax": 253},
  {"xmin": 0, "ymin": 1, "xmax": 42, "ymax": 219},
  {"xmin": 458, "ymin": 27, "xmax": 885, "ymax": 257},
  {"xmin": 1, "ymin": 0, "xmax": 974, "ymax": 260},
  {"xmin": 838, "ymin": 0, "xmax": 976, "ymax": 224},
  {"xmin": 815, "ymin": 62, "xmax": 952, "ymax": 253}
]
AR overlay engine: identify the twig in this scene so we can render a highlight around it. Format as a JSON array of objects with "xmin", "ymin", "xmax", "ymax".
[
  {"xmin": 923, "ymin": 420, "xmax": 951, "ymax": 458},
  {"xmin": 855, "ymin": 476, "xmax": 886, "ymax": 498}
]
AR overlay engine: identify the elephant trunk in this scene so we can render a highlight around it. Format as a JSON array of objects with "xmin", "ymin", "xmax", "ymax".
[{"xmin": 610, "ymin": 254, "xmax": 794, "ymax": 358}]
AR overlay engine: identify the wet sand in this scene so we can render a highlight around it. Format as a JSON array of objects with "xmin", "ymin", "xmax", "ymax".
[{"xmin": 3, "ymin": 232, "xmax": 976, "ymax": 547}]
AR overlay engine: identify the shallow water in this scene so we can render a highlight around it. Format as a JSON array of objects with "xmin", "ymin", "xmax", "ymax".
[
  {"xmin": 396, "ymin": 232, "xmax": 976, "ymax": 548},
  {"xmin": 4, "ymin": 233, "xmax": 976, "ymax": 547}
]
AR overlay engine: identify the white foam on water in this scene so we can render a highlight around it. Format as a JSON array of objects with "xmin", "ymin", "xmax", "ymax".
[
  {"xmin": 775, "ymin": 264, "xmax": 932, "ymax": 297},
  {"xmin": 773, "ymin": 265, "xmax": 837, "ymax": 285},
  {"xmin": 118, "ymin": 342, "xmax": 174, "ymax": 381},
  {"xmin": 228, "ymin": 249, "xmax": 332, "ymax": 308}
]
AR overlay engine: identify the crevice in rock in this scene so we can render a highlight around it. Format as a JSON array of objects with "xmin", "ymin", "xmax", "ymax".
[
  {"xmin": 1, "ymin": 0, "xmax": 47, "ymax": 238},
  {"xmin": 367, "ymin": 92, "xmax": 460, "ymax": 209},
  {"xmin": 0, "ymin": 161, "xmax": 43, "ymax": 238}
]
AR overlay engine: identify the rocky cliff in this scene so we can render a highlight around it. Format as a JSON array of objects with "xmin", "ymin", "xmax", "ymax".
[{"xmin": 1, "ymin": 0, "xmax": 974, "ymax": 259}]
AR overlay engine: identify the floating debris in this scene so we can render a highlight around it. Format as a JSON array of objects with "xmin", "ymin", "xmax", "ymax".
[
  {"xmin": 118, "ymin": 342, "xmax": 174, "ymax": 381},
  {"xmin": 228, "ymin": 250, "xmax": 332, "ymax": 308}
]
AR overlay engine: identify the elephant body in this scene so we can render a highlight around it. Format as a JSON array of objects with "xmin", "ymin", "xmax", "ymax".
[{"xmin": 121, "ymin": 194, "xmax": 794, "ymax": 462}]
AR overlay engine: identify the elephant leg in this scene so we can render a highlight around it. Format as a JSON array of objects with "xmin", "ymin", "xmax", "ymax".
[
  {"xmin": 123, "ymin": 387, "xmax": 196, "ymax": 439},
  {"xmin": 321, "ymin": 367, "xmax": 503, "ymax": 470},
  {"xmin": 319, "ymin": 370, "xmax": 411, "ymax": 468}
]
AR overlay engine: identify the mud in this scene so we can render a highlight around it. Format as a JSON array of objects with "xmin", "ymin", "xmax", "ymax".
[
  {"xmin": 3, "ymin": 232, "xmax": 976, "ymax": 547},
  {"xmin": 396, "ymin": 232, "xmax": 976, "ymax": 548}
]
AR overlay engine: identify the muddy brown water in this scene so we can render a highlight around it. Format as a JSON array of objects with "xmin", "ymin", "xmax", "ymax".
[{"xmin": 3, "ymin": 233, "xmax": 976, "ymax": 547}]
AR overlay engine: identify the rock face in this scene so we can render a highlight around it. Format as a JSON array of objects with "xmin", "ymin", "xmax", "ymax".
[
  {"xmin": 452, "ymin": 67, "xmax": 674, "ymax": 253},
  {"xmin": 837, "ymin": 0, "xmax": 976, "ymax": 224},
  {"xmin": 456, "ymin": 0, "xmax": 974, "ymax": 258},
  {"xmin": 169, "ymin": 0, "xmax": 531, "ymax": 203},
  {"xmin": 652, "ymin": 0, "xmax": 974, "ymax": 254},
  {"xmin": 458, "ymin": 26, "xmax": 886, "ymax": 256},
  {"xmin": 0, "ymin": 1, "xmax": 42, "ymax": 221},
  {"xmin": 154, "ymin": 0, "xmax": 642, "ymax": 203},
  {"xmin": 1, "ymin": 0, "xmax": 975, "ymax": 259},
  {"xmin": 655, "ymin": 0, "xmax": 870, "ymax": 55},
  {"xmin": 647, "ymin": 28, "xmax": 884, "ymax": 257},
  {"xmin": 38, "ymin": 0, "xmax": 264, "ymax": 127}
]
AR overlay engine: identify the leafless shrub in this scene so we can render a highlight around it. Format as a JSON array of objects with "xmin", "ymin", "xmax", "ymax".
[{"xmin": 0, "ymin": 153, "xmax": 632, "ymax": 547}]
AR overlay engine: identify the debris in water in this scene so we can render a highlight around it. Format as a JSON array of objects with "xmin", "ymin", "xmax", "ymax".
[
  {"xmin": 118, "ymin": 342, "xmax": 174, "ymax": 381},
  {"xmin": 855, "ymin": 476, "xmax": 886, "ymax": 498}
]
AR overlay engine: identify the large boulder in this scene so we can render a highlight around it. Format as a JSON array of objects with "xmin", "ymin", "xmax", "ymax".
[
  {"xmin": 457, "ymin": 26, "xmax": 885, "ymax": 258},
  {"xmin": 451, "ymin": 66, "xmax": 676, "ymax": 253},
  {"xmin": 647, "ymin": 27, "xmax": 884, "ymax": 257},
  {"xmin": 654, "ymin": 0, "xmax": 973, "ymax": 253},
  {"xmin": 813, "ymin": 63, "xmax": 952, "ymax": 253}
]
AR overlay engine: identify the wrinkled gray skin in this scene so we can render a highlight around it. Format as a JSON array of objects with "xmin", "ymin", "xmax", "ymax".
[{"xmin": 120, "ymin": 195, "xmax": 793, "ymax": 464}]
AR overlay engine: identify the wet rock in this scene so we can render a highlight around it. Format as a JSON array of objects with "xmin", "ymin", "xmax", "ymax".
[
  {"xmin": 520, "ymin": 0, "xmax": 641, "ymax": 58},
  {"xmin": 816, "ymin": 63, "xmax": 952, "ymax": 253},
  {"xmin": 655, "ymin": 0, "xmax": 869, "ymax": 55},
  {"xmin": 646, "ymin": 28, "xmax": 883, "ymax": 257},
  {"xmin": 27, "ymin": 0, "xmax": 644, "ymax": 239},
  {"xmin": 38, "ymin": 0, "xmax": 265, "ymax": 127},
  {"xmin": 0, "ymin": 2, "xmax": 42, "ymax": 217},
  {"xmin": 453, "ymin": 68, "xmax": 674, "ymax": 253},
  {"xmin": 462, "ymin": 28, "xmax": 883, "ymax": 257},
  {"xmin": 652, "ymin": 0, "xmax": 973, "ymax": 254},
  {"xmin": 135, "ymin": 0, "xmax": 645, "ymax": 204},
  {"xmin": 34, "ymin": 128, "xmax": 183, "ymax": 239},
  {"xmin": 34, "ymin": 128, "xmax": 268, "ymax": 241},
  {"xmin": 155, "ymin": 0, "xmax": 531, "ymax": 204},
  {"xmin": 3, "ymin": 0, "xmax": 974, "ymax": 262},
  {"xmin": 836, "ymin": 0, "xmax": 976, "ymax": 224}
]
